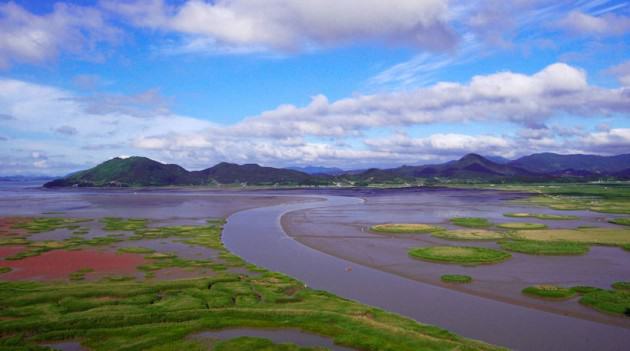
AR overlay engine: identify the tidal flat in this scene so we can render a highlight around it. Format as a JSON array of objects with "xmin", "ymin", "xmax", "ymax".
[{"xmin": 1, "ymin": 183, "xmax": 629, "ymax": 350}]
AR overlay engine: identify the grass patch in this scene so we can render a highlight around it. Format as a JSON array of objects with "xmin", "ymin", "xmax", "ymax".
[
  {"xmin": 408, "ymin": 246, "xmax": 511, "ymax": 265},
  {"xmin": 579, "ymin": 289, "xmax": 630, "ymax": 316},
  {"xmin": 0, "ymin": 216, "xmax": 503, "ymax": 351},
  {"xmin": 0, "ymin": 238, "xmax": 29, "ymax": 245},
  {"xmin": 449, "ymin": 217, "xmax": 492, "ymax": 228},
  {"xmin": 0, "ymin": 266, "xmax": 11, "ymax": 274},
  {"xmin": 370, "ymin": 223, "xmax": 443, "ymax": 234},
  {"xmin": 213, "ymin": 336, "xmax": 322, "ymax": 351},
  {"xmin": 118, "ymin": 247, "xmax": 155, "ymax": 254},
  {"xmin": 522, "ymin": 285, "xmax": 576, "ymax": 299},
  {"xmin": 497, "ymin": 222, "xmax": 548, "ymax": 230},
  {"xmin": 440, "ymin": 274, "xmax": 472, "ymax": 283},
  {"xmin": 609, "ymin": 217, "xmax": 630, "ymax": 226},
  {"xmin": 612, "ymin": 281, "xmax": 630, "ymax": 291},
  {"xmin": 511, "ymin": 227, "xmax": 630, "ymax": 246},
  {"xmin": 499, "ymin": 240, "xmax": 589, "ymax": 255},
  {"xmin": 12, "ymin": 217, "xmax": 90, "ymax": 233},
  {"xmin": 504, "ymin": 213, "xmax": 578, "ymax": 220},
  {"xmin": 571, "ymin": 286, "xmax": 604, "ymax": 294},
  {"xmin": 432, "ymin": 229, "xmax": 503, "ymax": 241},
  {"xmin": 101, "ymin": 217, "xmax": 148, "ymax": 231}
]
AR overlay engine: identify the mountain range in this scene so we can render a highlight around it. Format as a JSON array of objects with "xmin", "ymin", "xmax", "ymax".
[{"xmin": 43, "ymin": 153, "xmax": 630, "ymax": 188}]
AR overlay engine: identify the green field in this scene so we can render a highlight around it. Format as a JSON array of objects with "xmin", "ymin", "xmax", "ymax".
[
  {"xmin": 408, "ymin": 246, "xmax": 511, "ymax": 266},
  {"xmin": 440, "ymin": 274, "xmax": 472, "ymax": 283},
  {"xmin": 497, "ymin": 222, "xmax": 548, "ymax": 230},
  {"xmin": 449, "ymin": 217, "xmax": 493, "ymax": 228},
  {"xmin": 0, "ymin": 217, "xmax": 502, "ymax": 351},
  {"xmin": 522, "ymin": 285, "xmax": 576, "ymax": 299},
  {"xmin": 432, "ymin": 229, "xmax": 504, "ymax": 241},
  {"xmin": 370, "ymin": 223, "xmax": 443, "ymax": 234},
  {"xmin": 499, "ymin": 240, "xmax": 589, "ymax": 255}
]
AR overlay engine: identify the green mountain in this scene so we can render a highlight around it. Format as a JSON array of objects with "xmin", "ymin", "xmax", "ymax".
[
  {"xmin": 44, "ymin": 157, "xmax": 325, "ymax": 187},
  {"xmin": 44, "ymin": 157, "xmax": 201, "ymax": 187}
]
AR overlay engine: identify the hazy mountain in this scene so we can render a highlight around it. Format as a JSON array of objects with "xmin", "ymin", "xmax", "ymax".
[
  {"xmin": 510, "ymin": 153, "xmax": 630, "ymax": 173},
  {"xmin": 287, "ymin": 166, "xmax": 345, "ymax": 175},
  {"xmin": 349, "ymin": 154, "xmax": 541, "ymax": 182}
]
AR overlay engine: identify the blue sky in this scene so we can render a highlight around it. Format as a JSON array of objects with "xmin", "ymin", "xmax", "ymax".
[{"xmin": 0, "ymin": 0, "xmax": 629, "ymax": 175}]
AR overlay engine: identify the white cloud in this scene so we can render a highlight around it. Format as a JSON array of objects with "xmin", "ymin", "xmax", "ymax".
[
  {"xmin": 0, "ymin": 2, "xmax": 120, "ymax": 68},
  {"xmin": 223, "ymin": 63, "xmax": 625, "ymax": 138},
  {"xmin": 2, "ymin": 62, "xmax": 630, "ymax": 174},
  {"xmin": 607, "ymin": 60, "xmax": 630, "ymax": 86},
  {"xmin": 557, "ymin": 11, "xmax": 630, "ymax": 36},
  {"xmin": 103, "ymin": 0, "xmax": 456, "ymax": 53}
]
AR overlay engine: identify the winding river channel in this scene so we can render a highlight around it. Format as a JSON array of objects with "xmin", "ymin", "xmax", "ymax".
[{"xmin": 223, "ymin": 194, "xmax": 630, "ymax": 351}]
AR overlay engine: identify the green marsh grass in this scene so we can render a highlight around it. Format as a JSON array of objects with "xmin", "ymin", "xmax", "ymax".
[
  {"xmin": 440, "ymin": 274, "xmax": 472, "ymax": 283},
  {"xmin": 432, "ymin": 229, "xmax": 503, "ymax": 241},
  {"xmin": 503, "ymin": 213, "xmax": 578, "ymax": 220},
  {"xmin": 370, "ymin": 223, "xmax": 443, "ymax": 234},
  {"xmin": 497, "ymin": 222, "xmax": 547, "ymax": 230},
  {"xmin": 522, "ymin": 285, "xmax": 576, "ymax": 299},
  {"xmin": 408, "ymin": 246, "xmax": 511, "ymax": 265},
  {"xmin": 499, "ymin": 240, "xmax": 589, "ymax": 255},
  {"xmin": 449, "ymin": 217, "xmax": 492, "ymax": 228}
]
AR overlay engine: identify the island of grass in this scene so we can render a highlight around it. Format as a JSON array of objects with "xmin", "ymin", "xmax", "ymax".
[
  {"xmin": 499, "ymin": 240, "xmax": 589, "ymax": 255},
  {"xmin": 522, "ymin": 285, "xmax": 576, "ymax": 299},
  {"xmin": 117, "ymin": 246, "xmax": 155, "ymax": 254},
  {"xmin": 408, "ymin": 246, "xmax": 511, "ymax": 265},
  {"xmin": 370, "ymin": 223, "xmax": 443, "ymax": 234},
  {"xmin": 579, "ymin": 287, "xmax": 630, "ymax": 316},
  {"xmin": 612, "ymin": 281, "xmax": 630, "ymax": 291},
  {"xmin": 609, "ymin": 217, "xmax": 630, "ymax": 226},
  {"xmin": 449, "ymin": 217, "xmax": 492, "ymax": 228},
  {"xmin": 504, "ymin": 213, "xmax": 578, "ymax": 220},
  {"xmin": 0, "ymin": 216, "xmax": 502, "ymax": 351},
  {"xmin": 497, "ymin": 222, "xmax": 548, "ymax": 230},
  {"xmin": 432, "ymin": 229, "xmax": 503, "ymax": 241},
  {"xmin": 440, "ymin": 274, "xmax": 472, "ymax": 283},
  {"xmin": 510, "ymin": 227, "xmax": 630, "ymax": 247}
]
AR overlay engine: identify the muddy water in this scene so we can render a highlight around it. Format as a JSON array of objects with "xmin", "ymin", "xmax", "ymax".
[
  {"xmin": 283, "ymin": 190, "xmax": 630, "ymax": 326},
  {"xmin": 190, "ymin": 328, "xmax": 355, "ymax": 350},
  {"xmin": 223, "ymin": 192, "xmax": 630, "ymax": 351}
]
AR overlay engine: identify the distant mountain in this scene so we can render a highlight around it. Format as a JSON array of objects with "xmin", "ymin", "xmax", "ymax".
[
  {"xmin": 485, "ymin": 155, "xmax": 511, "ymax": 164},
  {"xmin": 287, "ymin": 166, "xmax": 345, "ymax": 175},
  {"xmin": 510, "ymin": 153, "xmax": 630, "ymax": 173},
  {"xmin": 348, "ymin": 154, "xmax": 542, "ymax": 183},
  {"xmin": 44, "ymin": 157, "xmax": 327, "ymax": 187},
  {"xmin": 194, "ymin": 162, "xmax": 327, "ymax": 185}
]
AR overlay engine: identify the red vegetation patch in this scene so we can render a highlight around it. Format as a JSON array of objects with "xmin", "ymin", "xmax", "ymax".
[
  {"xmin": 0, "ymin": 217, "xmax": 30, "ymax": 236},
  {"xmin": 0, "ymin": 250, "xmax": 147, "ymax": 281},
  {"xmin": 0, "ymin": 246, "xmax": 26, "ymax": 259}
]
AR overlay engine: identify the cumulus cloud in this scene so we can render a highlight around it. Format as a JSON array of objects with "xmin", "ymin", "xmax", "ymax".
[
  {"xmin": 223, "ymin": 63, "xmax": 626, "ymax": 138},
  {"xmin": 69, "ymin": 89, "xmax": 173, "ymax": 118},
  {"xmin": 54, "ymin": 125, "xmax": 78, "ymax": 136},
  {"xmin": 103, "ymin": 0, "xmax": 456, "ymax": 53},
  {"xmin": 0, "ymin": 2, "xmax": 120, "ymax": 68},
  {"xmin": 557, "ymin": 11, "xmax": 630, "ymax": 36},
  {"xmin": 579, "ymin": 128, "xmax": 630, "ymax": 155},
  {"xmin": 364, "ymin": 132, "xmax": 513, "ymax": 159},
  {"xmin": 2, "ymin": 62, "xmax": 630, "ymax": 174},
  {"xmin": 607, "ymin": 60, "xmax": 630, "ymax": 87}
]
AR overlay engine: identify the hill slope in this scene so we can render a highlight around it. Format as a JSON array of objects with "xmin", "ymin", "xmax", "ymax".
[
  {"xmin": 510, "ymin": 153, "xmax": 630, "ymax": 173},
  {"xmin": 44, "ymin": 157, "xmax": 324, "ymax": 187}
]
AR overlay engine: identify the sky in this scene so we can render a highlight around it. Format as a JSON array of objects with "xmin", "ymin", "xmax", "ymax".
[{"xmin": 0, "ymin": 0, "xmax": 629, "ymax": 175}]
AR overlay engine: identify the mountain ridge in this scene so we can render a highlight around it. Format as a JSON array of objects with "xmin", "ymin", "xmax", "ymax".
[{"xmin": 44, "ymin": 152, "xmax": 630, "ymax": 188}]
